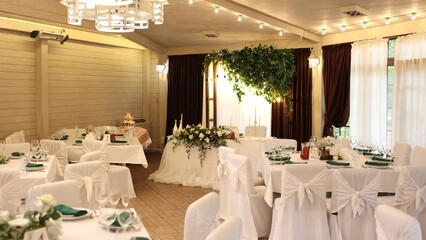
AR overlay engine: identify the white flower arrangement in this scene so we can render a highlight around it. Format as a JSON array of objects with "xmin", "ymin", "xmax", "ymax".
[
  {"xmin": 122, "ymin": 112, "xmax": 135, "ymax": 127},
  {"xmin": 316, "ymin": 136, "xmax": 335, "ymax": 149}
]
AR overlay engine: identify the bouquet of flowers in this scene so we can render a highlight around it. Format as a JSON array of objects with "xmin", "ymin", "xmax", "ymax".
[
  {"xmin": 315, "ymin": 136, "xmax": 335, "ymax": 149},
  {"xmin": 172, "ymin": 124, "xmax": 235, "ymax": 166},
  {"xmin": 0, "ymin": 194, "xmax": 62, "ymax": 240},
  {"xmin": 122, "ymin": 112, "xmax": 135, "ymax": 128}
]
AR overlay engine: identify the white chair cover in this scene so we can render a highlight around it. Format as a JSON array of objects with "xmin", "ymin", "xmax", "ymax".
[
  {"xmin": 184, "ymin": 192, "xmax": 220, "ymax": 240},
  {"xmin": 13, "ymin": 130, "xmax": 25, "ymax": 143},
  {"xmin": 80, "ymin": 151, "xmax": 102, "ymax": 163},
  {"xmin": 394, "ymin": 165, "xmax": 426, "ymax": 239},
  {"xmin": 269, "ymin": 164, "xmax": 330, "ymax": 240},
  {"xmin": 411, "ymin": 146, "xmax": 426, "ymax": 165},
  {"xmin": 4, "ymin": 133, "xmax": 15, "ymax": 143},
  {"xmin": 1, "ymin": 143, "xmax": 30, "ymax": 156},
  {"xmin": 28, "ymin": 180, "xmax": 82, "ymax": 207},
  {"xmin": 217, "ymin": 146, "xmax": 236, "ymax": 220},
  {"xmin": 223, "ymin": 126, "xmax": 239, "ymax": 135},
  {"xmin": 330, "ymin": 168, "xmax": 381, "ymax": 240},
  {"xmin": 0, "ymin": 169, "xmax": 20, "ymax": 213},
  {"xmin": 82, "ymin": 140, "xmax": 108, "ymax": 169},
  {"xmin": 266, "ymin": 138, "xmax": 297, "ymax": 149},
  {"xmin": 394, "ymin": 141, "xmax": 412, "ymax": 166},
  {"xmin": 62, "ymin": 128, "xmax": 87, "ymax": 138},
  {"xmin": 375, "ymin": 204, "xmax": 422, "ymax": 240},
  {"xmin": 244, "ymin": 126, "xmax": 267, "ymax": 137},
  {"xmin": 206, "ymin": 216, "xmax": 243, "ymax": 240},
  {"xmin": 64, "ymin": 161, "xmax": 107, "ymax": 209},
  {"xmin": 40, "ymin": 139, "xmax": 68, "ymax": 174},
  {"xmin": 226, "ymin": 153, "xmax": 272, "ymax": 239}
]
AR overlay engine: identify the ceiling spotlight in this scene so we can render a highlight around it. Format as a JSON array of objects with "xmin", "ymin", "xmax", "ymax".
[
  {"xmin": 362, "ymin": 22, "xmax": 368, "ymax": 28},
  {"xmin": 237, "ymin": 15, "xmax": 242, "ymax": 22},
  {"xmin": 341, "ymin": 25, "xmax": 346, "ymax": 32},
  {"xmin": 259, "ymin": 23, "xmax": 264, "ymax": 29},
  {"xmin": 385, "ymin": 17, "xmax": 390, "ymax": 24},
  {"xmin": 189, "ymin": 0, "xmax": 193, "ymax": 4},
  {"xmin": 321, "ymin": 28, "xmax": 326, "ymax": 35},
  {"xmin": 214, "ymin": 7, "xmax": 219, "ymax": 14},
  {"xmin": 411, "ymin": 12, "xmax": 417, "ymax": 20},
  {"xmin": 279, "ymin": 30, "xmax": 283, "ymax": 36}
]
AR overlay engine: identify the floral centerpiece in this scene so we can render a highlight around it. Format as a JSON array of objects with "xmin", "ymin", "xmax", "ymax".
[
  {"xmin": 122, "ymin": 112, "xmax": 135, "ymax": 128},
  {"xmin": 171, "ymin": 124, "xmax": 236, "ymax": 166},
  {"xmin": 0, "ymin": 155, "xmax": 9, "ymax": 164},
  {"xmin": 0, "ymin": 194, "xmax": 62, "ymax": 240},
  {"xmin": 315, "ymin": 136, "xmax": 335, "ymax": 160}
]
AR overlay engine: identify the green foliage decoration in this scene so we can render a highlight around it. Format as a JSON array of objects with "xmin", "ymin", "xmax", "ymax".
[{"xmin": 203, "ymin": 44, "xmax": 296, "ymax": 106}]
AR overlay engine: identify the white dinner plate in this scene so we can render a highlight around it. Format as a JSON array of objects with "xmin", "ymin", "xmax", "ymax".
[
  {"xmin": 109, "ymin": 142, "xmax": 129, "ymax": 146},
  {"xmin": 61, "ymin": 208, "xmax": 92, "ymax": 221},
  {"xmin": 363, "ymin": 163, "xmax": 390, "ymax": 169},
  {"xmin": 326, "ymin": 163, "xmax": 351, "ymax": 169},
  {"xmin": 9, "ymin": 155, "xmax": 22, "ymax": 159},
  {"xmin": 30, "ymin": 157, "xmax": 48, "ymax": 162},
  {"xmin": 26, "ymin": 166, "xmax": 45, "ymax": 171}
]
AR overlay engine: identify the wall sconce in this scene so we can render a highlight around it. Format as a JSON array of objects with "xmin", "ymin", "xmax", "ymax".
[
  {"xmin": 156, "ymin": 63, "xmax": 166, "ymax": 73},
  {"xmin": 308, "ymin": 48, "xmax": 320, "ymax": 68}
]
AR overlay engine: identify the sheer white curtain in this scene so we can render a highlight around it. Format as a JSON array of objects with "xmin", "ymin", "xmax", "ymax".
[
  {"xmin": 216, "ymin": 65, "xmax": 271, "ymax": 136},
  {"xmin": 393, "ymin": 33, "xmax": 426, "ymax": 147},
  {"xmin": 350, "ymin": 39, "xmax": 388, "ymax": 147}
]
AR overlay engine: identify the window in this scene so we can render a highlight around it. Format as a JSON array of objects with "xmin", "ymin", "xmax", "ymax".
[{"xmin": 386, "ymin": 39, "xmax": 396, "ymax": 147}]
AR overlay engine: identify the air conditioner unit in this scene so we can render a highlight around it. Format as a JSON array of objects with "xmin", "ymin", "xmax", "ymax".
[{"xmin": 30, "ymin": 30, "xmax": 69, "ymax": 44}]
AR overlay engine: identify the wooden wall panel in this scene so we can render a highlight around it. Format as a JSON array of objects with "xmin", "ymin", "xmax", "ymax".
[
  {"xmin": 48, "ymin": 40, "xmax": 144, "ymax": 133},
  {"xmin": 0, "ymin": 29, "xmax": 37, "ymax": 140}
]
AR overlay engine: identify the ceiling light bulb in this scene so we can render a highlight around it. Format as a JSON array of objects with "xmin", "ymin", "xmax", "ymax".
[
  {"xmin": 385, "ymin": 17, "xmax": 390, "ymax": 24},
  {"xmin": 214, "ymin": 7, "xmax": 219, "ymax": 14},
  {"xmin": 341, "ymin": 25, "xmax": 346, "ymax": 32},
  {"xmin": 189, "ymin": 0, "xmax": 193, "ymax": 4},
  {"xmin": 259, "ymin": 23, "xmax": 264, "ymax": 29},
  {"xmin": 362, "ymin": 22, "xmax": 368, "ymax": 28},
  {"xmin": 321, "ymin": 28, "xmax": 326, "ymax": 35},
  {"xmin": 237, "ymin": 15, "xmax": 242, "ymax": 22},
  {"xmin": 411, "ymin": 13, "xmax": 417, "ymax": 20},
  {"xmin": 279, "ymin": 30, "xmax": 283, "ymax": 36}
]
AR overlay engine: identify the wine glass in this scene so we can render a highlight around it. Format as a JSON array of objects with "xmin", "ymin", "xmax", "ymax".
[
  {"xmin": 30, "ymin": 140, "xmax": 40, "ymax": 152},
  {"xmin": 94, "ymin": 183, "xmax": 108, "ymax": 215},
  {"xmin": 108, "ymin": 193, "xmax": 121, "ymax": 209},
  {"xmin": 117, "ymin": 209, "xmax": 132, "ymax": 239},
  {"xmin": 121, "ymin": 195, "xmax": 130, "ymax": 209},
  {"xmin": 309, "ymin": 136, "xmax": 317, "ymax": 147},
  {"xmin": 99, "ymin": 208, "xmax": 116, "ymax": 238}
]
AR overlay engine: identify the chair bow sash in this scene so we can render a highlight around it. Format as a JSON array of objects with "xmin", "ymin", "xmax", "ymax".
[
  {"xmin": 230, "ymin": 170, "xmax": 242, "ymax": 191},
  {"xmin": 83, "ymin": 176, "xmax": 93, "ymax": 202},
  {"xmin": 415, "ymin": 186, "xmax": 426, "ymax": 210},
  {"xmin": 394, "ymin": 168, "xmax": 426, "ymax": 212},
  {"xmin": 217, "ymin": 161, "xmax": 227, "ymax": 180}
]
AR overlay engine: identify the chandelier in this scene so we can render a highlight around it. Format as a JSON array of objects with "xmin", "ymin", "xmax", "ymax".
[{"xmin": 60, "ymin": 0, "xmax": 168, "ymax": 33}]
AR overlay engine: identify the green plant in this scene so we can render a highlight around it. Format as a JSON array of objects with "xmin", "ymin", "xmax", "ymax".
[{"xmin": 204, "ymin": 44, "xmax": 296, "ymax": 108}]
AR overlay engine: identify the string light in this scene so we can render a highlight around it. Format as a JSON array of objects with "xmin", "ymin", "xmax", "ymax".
[
  {"xmin": 321, "ymin": 28, "xmax": 326, "ymax": 35},
  {"xmin": 362, "ymin": 21, "xmax": 368, "ymax": 28},
  {"xmin": 411, "ymin": 12, "xmax": 417, "ymax": 20},
  {"xmin": 259, "ymin": 22, "xmax": 264, "ymax": 29},
  {"xmin": 385, "ymin": 17, "xmax": 390, "ymax": 24},
  {"xmin": 214, "ymin": 7, "xmax": 219, "ymax": 14},
  {"xmin": 340, "ymin": 25, "xmax": 346, "ymax": 32},
  {"xmin": 279, "ymin": 30, "xmax": 283, "ymax": 36},
  {"xmin": 189, "ymin": 0, "xmax": 193, "ymax": 4},
  {"xmin": 237, "ymin": 15, "xmax": 242, "ymax": 22}
]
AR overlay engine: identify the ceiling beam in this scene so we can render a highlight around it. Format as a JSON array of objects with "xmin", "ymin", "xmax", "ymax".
[{"xmin": 201, "ymin": 0, "xmax": 321, "ymax": 43}]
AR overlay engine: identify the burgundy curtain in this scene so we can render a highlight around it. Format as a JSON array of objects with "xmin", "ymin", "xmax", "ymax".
[
  {"xmin": 322, "ymin": 44, "xmax": 351, "ymax": 137},
  {"xmin": 271, "ymin": 48, "xmax": 312, "ymax": 148},
  {"xmin": 165, "ymin": 54, "xmax": 207, "ymax": 139}
]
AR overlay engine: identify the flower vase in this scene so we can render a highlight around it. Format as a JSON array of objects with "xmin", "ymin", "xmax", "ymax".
[
  {"xmin": 46, "ymin": 218, "xmax": 62, "ymax": 240},
  {"xmin": 173, "ymin": 120, "xmax": 178, "ymax": 136},
  {"xmin": 320, "ymin": 147, "xmax": 330, "ymax": 160},
  {"xmin": 178, "ymin": 120, "xmax": 183, "ymax": 132}
]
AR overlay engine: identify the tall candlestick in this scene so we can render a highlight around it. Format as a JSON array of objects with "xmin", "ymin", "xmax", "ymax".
[
  {"xmin": 254, "ymin": 108, "xmax": 257, "ymax": 126},
  {"xmin": 230, "ymin": 115, "xmax": 232, "ymax": 126},
  {"xmin": 249, "ymin": 116, "xmax": 251, "ymax": 126},
  {"xmin": 259, "ymin": 116, "xmax": 261, "ymax": 125}
]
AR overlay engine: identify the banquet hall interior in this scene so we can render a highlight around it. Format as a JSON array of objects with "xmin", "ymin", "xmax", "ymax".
[{"xmin": 1, "ymin": 0, "xmax": 426, "ymax": 239}]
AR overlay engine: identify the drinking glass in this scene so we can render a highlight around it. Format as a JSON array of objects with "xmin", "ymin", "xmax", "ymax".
[
  {"xmin": 94, "ymin": 183, "xmax": 108, "ymax": 215},
  {"xmin": 99, "ymin": 208, "xmax": 116, "ymax": 238},
  {"xmin": 309, "ymin": 136, "xmax": 317, "ymax": 147},
  {"xmin": 30, "ymin": 140, "xmax": 40, "ymax": 152},
  {"xmin": 108, "ymin": 193, "xmax": 121, "ymax": 209},
  {"xmin": 117, "ymin": 209, "xmax": 132, "ymax": 240},
  {"xmin": 121, "ymin": 195, "xmax": 130, "ymax": 209}
]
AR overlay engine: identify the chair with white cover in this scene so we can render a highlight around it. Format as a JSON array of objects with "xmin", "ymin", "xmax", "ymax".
[
  {"xmin": 1, "ymin": 143, "xmax": 30, "ymax": 156},
  {"xmin": 28, "ymin": 180, "xmax": 82, "ymax": 207},
  {"xmin": 4, "ymin": 133, "xmax": 15, "ymax": 143},
  {"xmin": 392, "ymin": 165, "xmax": 426, "ymax": 239},
  {"xmin": 410, "ymin": 146, "xmax": 426, "ymax": 165},
  {"xmin": 217, "ymin": 146, "xmax": 236, "ymax": 219},
  {"xmin": 205, "ymin": 216, "xmax": 243, "ymax": 240},
  {"xmin": 329, "ymin": 168, "xmax": 381, "ymax": 240},
  {"xmin": 13, "ymin": 130, "xmax": 25, "ymax": 143},
  {"xmin": 375, "ymin": 204, "xmax": 422, "ymax": 240},
  {"xmin": 269, "ymin": 164, "xmax": 330, "ymax": 240},
  {"xmin": 223, "ymin": 126, "xmax": 239, "ymax": 135},
  {"xmin": 244, "ymin": 126, "xmax": 267, "ymax": 137},
  {"xmin": 81, "ymin": 140, "xmax": 136, "ymax": 198},
  {"xmin": 393, "ymin": 141, "xmax": 412, "ymax": 166},
  {"xmin": 184, "ymin": 192, "xmax": 220, "ymax": 240},
  {"xmin": 266, "ymin": 138, "xmax": 297, "ymax": 150},
  {"xmin": 0, "ymin": 169, "xmax": 20, "ymax": 213},
  {"xmin": 40, "ymin": 139, "xmax": 68, "ymax": 174},
  {"xmin": 64, "ymin": 161, "xmax": 107, "ymax": 209},
  {"xmin": 225, "ymin": 153, "xmax": 272, "ymax": 239}
]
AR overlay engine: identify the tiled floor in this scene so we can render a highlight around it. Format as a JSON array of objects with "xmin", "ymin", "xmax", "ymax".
[{"xmin": 127, "ymin": 152, "xmax": 214, "ymax": 240}]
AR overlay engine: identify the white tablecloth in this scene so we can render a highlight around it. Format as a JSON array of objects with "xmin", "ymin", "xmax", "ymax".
[
  {"xmin": 0, "ymin": 155, "xmax": 62, "ymax": 198},
  {"xmin": 65, "ymin": 135, "xmax": 148, "ymax": 167},
  {"xmin": 262, "ymin": 152, "xmax": 401, "ymax": 207},
  {"xmin": 61, "ymin": 214, "xmax": 151, "ymax": 240}
]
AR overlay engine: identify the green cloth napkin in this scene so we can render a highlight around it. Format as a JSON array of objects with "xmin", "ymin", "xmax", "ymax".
[
  {"xmin": 26, "ymin": 162, "xmax": 44, "ymax": 168},
  {"xmin": 111, "ymin": 140, "xmax": 128, "ymax": 144},
  {"xmin": 116, "ymin": 134, "xmax": 124, "ymax": 137},
  {"xmin": 111, "ymin": 211, "xmax": 132, "ymax": 227},
  {"xmin": 326, "ymin": 160, "xmax": 350, "ymax": 166},
  {"xmin": 130, "ymin": 238, "xmax": 149, "ymax": 240},
  {"xmin": 75, "ymin": 140, "xmax": 82, "ymax": 144},
  {"xmin": 11, "ymin": 152, "xmax": 22, "ymax": 157},
  {"xmin": 365, "ymin": 161, "xmax": 390, "ymax": 166},
  {"xmin": 53, "ymin": 204, "xmax": 87, "ymax": 217},
  {"xmin": 356, "ymin": 148, "xmax": 371, "ymax": 152},
  {"xmin": 82, "ymin": 133, "xmax": 87, "ymax": 136},
  {"xmin": 284, "ymin": 160, "xmax": 307, "ymax": 164},
  {"xmin": 269, "ymin": 156, "xmax": 290, "ymax": 161},
  {"xmin": 372, "ymin": 156, "xmax": 393, "ymax": 162},
  {"xmin": 363, "ymin": 152, "xmax": 382, "ymax": 156},
  {"xmin": 265, "ymin": 151, "xmax": 273, "ymax": 155}
]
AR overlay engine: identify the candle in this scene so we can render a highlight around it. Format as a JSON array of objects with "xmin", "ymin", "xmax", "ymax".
[
  {"xmin": 249, "ymin": 116, "xmax": 251, "ymax": 126},
  {"xmin": 259, "ymin": 116, "xmax": 261, "ymax": 125},
  {"xmin": 254, "ymin": 108, "xmax": 257, "ymax": 126}
]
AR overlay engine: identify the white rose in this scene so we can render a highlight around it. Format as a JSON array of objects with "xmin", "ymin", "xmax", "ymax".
[
  {"xmin": 38, "ymin": 194, "xmax": 56, "ymax": 206},
  {"xmin": 217, "ymin": 131, "xmax": 223, "ymax": 137},
  {"xmin": 189, "ymin": 134, "xmax": 194, "ymax": 140},
  {"xmin": 206, "ymin": 130, "xmax": 211, "ymax": 134},
  {"xmin": 205, "ymin": 138, "xmax": 210, "ymax": 143},
  {"xmin": 8, "ymin": 218, "xmax": 30, "ymax": 227},
  {"xmin": 199, "ymin": 133, "xmax": 204, "ymax": 139}
]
